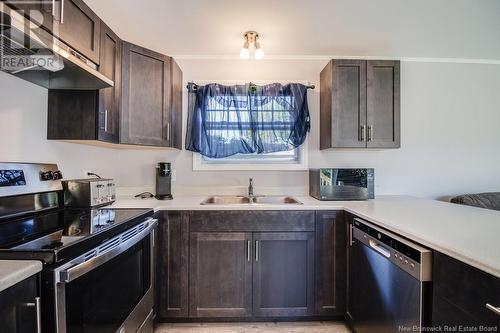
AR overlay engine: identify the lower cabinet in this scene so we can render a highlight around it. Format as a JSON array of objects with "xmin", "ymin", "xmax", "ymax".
[
  {"xmin": 156, "ymin": 211, "xmax": 189, "ymax": 318},
  {"xmin": 432, "ymin": 252, "xmax": 500, "ymax": 327},
  {"xmin": 315, "ymin": 211, "xmax": 346, "ymax": 316},
  {"xmin": 156, "ymin": 210, "xmax": 344, "ymax": 320},
  {"xmin": 189, "ymin": 232, "xmax": 253, "ymax": 318},
  {"xmin": 0, "ymin": 275, "xmax": 40, "ymax": 333},
  {"xmin": 252, "ymin": 232, "xmax": 315, "ymax": 317}
]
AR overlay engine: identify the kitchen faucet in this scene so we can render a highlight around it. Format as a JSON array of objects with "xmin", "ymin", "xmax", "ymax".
[{"xmin": 248, "ymin": 178, "xmax": 254, "ymax": 197}]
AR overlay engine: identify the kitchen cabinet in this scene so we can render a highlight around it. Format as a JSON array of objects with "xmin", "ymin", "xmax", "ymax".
[
  {"xmin": 320, "ymin": 59, "xmax": 400, "ymax": 149},
  {"xmin": 252, "ymin": 232, "xmax": 315, "ymax": 317},
  {"xmin": 121, "ymin": 42, "xmax": 181, "ymax": 147},
  {"xmin": 156, "ymin": 211, "xmax": 189, "ymax": 319},
  {"xmin": 97, "ymin": 21, "xmax": 121, "ymax": 143},
  {"xmin": 47, "ymin": 39, "xmax": 183, "ymax": 148},
  {"xmin": 158, "ymin": 210, "xmax": 348, "ymax": 320},
  {"xmin": 189, "ymin": 232, "xmax": 253, "ymax": 318},
  {"xmin": 0, "ymin": 275, "xmax": 40, "ymax": 333},
  {"xmin": 314, "ymin": 211, "xmax": 346, "ymax": 316},
  {"xmin": 432, "ymin": 252, "xmax": 500, "ymax": 327},
  {"xmin": 52, "ymin": 0, "xmax": 101, "ymax": 64},
  {"xmin": 2, "ymin": 0, "xmax": 54, "ymax": 32},
  {"xmin": 47, "ymin": 21, "xmax": 121, "ymax": 143}
]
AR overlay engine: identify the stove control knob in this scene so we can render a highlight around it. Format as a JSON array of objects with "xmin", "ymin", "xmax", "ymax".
[
  {"xmin": 52, "ymin": 170, "xmax": 63, "ymax": 180},
  {"xmin": 40, "ymin": 171, "xmax": 54, "ymax": 181}
]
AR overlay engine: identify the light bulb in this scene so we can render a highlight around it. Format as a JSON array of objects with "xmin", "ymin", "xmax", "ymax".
[
  {"xmin": 254, "ymin": 47, "xmax": 264, "ymax": 60},
  {"xmin": 240, "ymin": 47, "xmax": 250, "ymax": 59}
]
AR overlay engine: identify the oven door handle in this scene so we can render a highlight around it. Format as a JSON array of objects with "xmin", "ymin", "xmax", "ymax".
[{"xmin": 58, "ymin": 218, "xmax": 158, "ymax": 283}]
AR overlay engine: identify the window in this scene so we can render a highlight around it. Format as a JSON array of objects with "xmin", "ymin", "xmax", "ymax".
[{"xmin": 187, "ymin": 82, "xmax": 310, "ymax": 171}]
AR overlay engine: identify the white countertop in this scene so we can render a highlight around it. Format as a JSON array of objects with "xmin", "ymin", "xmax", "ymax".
[
  {"xmin": 110, "ymin": 195, "xmax": 500, "ymax": 278},
  {"xmin": 0, "ymin": 260, "xmax": 42, "ymax": 292}
]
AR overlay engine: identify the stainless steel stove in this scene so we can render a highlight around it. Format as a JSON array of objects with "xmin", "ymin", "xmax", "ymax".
[{"xmin": 0, "ymin": 162, "xmax": 156, "ymax": 333}]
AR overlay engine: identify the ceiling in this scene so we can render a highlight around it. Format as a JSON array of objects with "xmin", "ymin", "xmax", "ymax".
[{"xmin": 85, "ymin": 0, "xmax": 500, "ymax": 61}]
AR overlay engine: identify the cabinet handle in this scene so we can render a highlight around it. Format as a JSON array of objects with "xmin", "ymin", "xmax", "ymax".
[
  {"xmin": 367, "ymin": 125, "xmax": 373, "ymax": 142},
  {"xmin": 60, "ymin": 0, "xmax": 64, "ymax": 24},
  {"xmin": 26, "ymin": 297, "xmax": 42, "ymax": 333},
  {"xmin": 486, "ymin": 303, "xmax": 500, "ymax": 316},
  {"xmin": 166, "ymin": 123, "xmax": 170, "ymax": 141},
  {"xmin": 349, "ymin": 224, "xmax": 354, "ymax": 246},
  {"xmin": 104, "ymin": 109, "xmax": 108, "ymax": 132},
  {"xmin": 247, "ymin": 240, "xmax": 251, "ymax": 262},
  {"xmin": 255, "ymin": 240, "xmax": 259, "ymax": 261},
  {"xmin": 360, "ymin": 125, "xmax": 366, "ymax": 142}
]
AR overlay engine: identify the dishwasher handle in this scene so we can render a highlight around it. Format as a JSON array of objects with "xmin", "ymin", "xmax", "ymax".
[{"xmin": 368, "ymin": 239, "xmax": 391, "ymax": 258}]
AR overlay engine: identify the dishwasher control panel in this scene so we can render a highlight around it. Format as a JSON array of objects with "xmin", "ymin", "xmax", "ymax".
[{"xmin": 352, "ymin": 218, "xmax": 433, "ymax": 282}]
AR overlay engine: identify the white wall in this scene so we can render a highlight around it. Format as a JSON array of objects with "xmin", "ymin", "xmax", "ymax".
[{"xmin": 0, "ymin": 60, "xmax": 499, "ymax": 198}]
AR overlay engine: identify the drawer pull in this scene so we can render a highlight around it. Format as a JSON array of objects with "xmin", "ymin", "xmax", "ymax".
[{"xmin": 486, "ymin": 303, "xmax": 500, "ymax": 316}]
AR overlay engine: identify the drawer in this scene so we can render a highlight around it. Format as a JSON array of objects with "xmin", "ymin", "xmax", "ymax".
[
  {"xmin": 190, "ymin": 211, "xmax": 315, "ymax": 232},
  {"xmin": 433, "ymin": 252, "xmax": 500, "ymax": 326}
]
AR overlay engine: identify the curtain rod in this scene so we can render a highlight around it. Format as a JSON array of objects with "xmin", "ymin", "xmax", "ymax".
[{"xmin": 187, "ymin": 83, "xmax": 315, "ymax": 91}]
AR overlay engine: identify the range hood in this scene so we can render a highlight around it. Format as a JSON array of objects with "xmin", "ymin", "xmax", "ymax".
[{"xmin": 0, "ymin": 6, "xmax": 113, "ymax": 89}]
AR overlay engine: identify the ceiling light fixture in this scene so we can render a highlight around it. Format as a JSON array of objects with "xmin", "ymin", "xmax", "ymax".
[{"xmin": 240, "ymin": 31, "xmax": 264, "ymax": 60}]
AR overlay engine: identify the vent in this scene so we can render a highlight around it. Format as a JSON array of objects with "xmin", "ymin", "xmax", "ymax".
[{"xmin": 82, "ymin": 221, "xmax": 149, "ymax": 262}]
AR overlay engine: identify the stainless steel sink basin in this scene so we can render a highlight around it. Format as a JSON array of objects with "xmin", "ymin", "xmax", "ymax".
[
  {"xmin": 252, "ymin": 196, "xmax": 302, "ymax": 204},
  {"xmin": 200, "ymin": 195, "xmax": 302, "ymax": 205},
  {"xmin": 201, "ymin": 196, "xmax": 251, "ymax": 205}
]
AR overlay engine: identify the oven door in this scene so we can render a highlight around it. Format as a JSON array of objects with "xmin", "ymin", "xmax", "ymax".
[{"xmin": 53, "ymin": 218, "xmax": 157, "ymax": 333}]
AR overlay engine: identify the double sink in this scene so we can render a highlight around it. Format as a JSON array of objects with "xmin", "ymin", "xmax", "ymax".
[{"xmin": 201, "ymin": 195, "xmax": 302, "ymax": 205}]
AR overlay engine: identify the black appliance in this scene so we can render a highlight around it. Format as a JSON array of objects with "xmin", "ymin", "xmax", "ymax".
[
  {"xmin": 155, "ymin": 162, "xmax": 172, "ymax": 200},
  {"xmin": 309, "ymin": 168, "xmax": 374, "ymax": 200},
  {"xmin": 347, "ymin": 218, "xmax": 432, "ymax": 333},
  {"xmin": 0, "ymin": 162, "xmax": 157, "ymax": 333}
]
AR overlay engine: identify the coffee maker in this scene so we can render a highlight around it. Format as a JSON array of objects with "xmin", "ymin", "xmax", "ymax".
[{"xmin": 155, "ymin": 162, "xmax": 173, "ymax": 200}]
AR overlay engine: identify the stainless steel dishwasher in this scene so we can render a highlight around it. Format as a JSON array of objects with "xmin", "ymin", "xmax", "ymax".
[{"xmin": 347, "ymin": 218, "xmax": 433, "ymax": 333}]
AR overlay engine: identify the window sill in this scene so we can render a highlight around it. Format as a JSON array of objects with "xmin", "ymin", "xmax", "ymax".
[{"xmin": 192, "ymin": 146, "xmax": 309, "ymax": 171}]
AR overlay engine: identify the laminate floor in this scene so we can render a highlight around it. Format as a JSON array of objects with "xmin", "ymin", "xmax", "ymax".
[{"xmin": 155, "ymin": 322, "xmax": 350, "ymax": 333}]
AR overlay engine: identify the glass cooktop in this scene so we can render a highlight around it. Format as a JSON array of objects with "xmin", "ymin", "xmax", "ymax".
[{"xmin": 0, "ymin": 208, "xmax": 152, "ymax": 263}]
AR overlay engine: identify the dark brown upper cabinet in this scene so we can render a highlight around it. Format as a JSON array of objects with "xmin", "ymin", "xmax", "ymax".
[
  {"xmin": 2, "ymin": 0, "xmax": 55, "ymax": 32},
  {"xmin": 47, "ymin": 21, "xmax": 121, "ymax": 143},
  {"xmin": 97, "ymin": 21, "xmax": 121, "ymax": 143},
  {"xmin": 52, "ymin": 0, "xmax": 101, "ymax": 64},
  {"xmin": 320, "ymin": 59, "xmax": 400, "ymax": 149},
  {"xmin": 120, "ymin": 42, "xmax": 182, "ymax": 148}
]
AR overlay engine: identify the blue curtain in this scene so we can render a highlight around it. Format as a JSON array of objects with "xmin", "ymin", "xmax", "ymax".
[{"xmin": 185, "ymin": 82, "xmax": 310, "ymax": 158}]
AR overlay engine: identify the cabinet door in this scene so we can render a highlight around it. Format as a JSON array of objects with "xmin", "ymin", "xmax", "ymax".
[
  {"xmin": 253, "ymin": 232, "xmax": 315, "ymax": 317},
  {"xmin": 189, "ymin": 232, "xmax": 253, "ymax": 318},
  {"xmin": 320, "ymin": 59, "xmax": 367, "ymax": 149},
  {"xmin": 97, "ymin": 22, "xmax": 121, "ymax": 143},
  {"xmin": 170, "ymin": 59, "xmax": 183, "ymax": 149},
  {"xmin": 0, "ymin": 275, "xmax": 39, "ymax": 333},
  {"xmin": 53, "ymin": 0, "xmax": 100, "ymax": 64},
  {"xmin": 2, "ymin": 0, "xmax": 54, "ymax": 32},
  {"xmin": 157, "ymin": 211, "xmax": 189, "ymax": 319},
  {"xmin": 121, "ymin": 42, "xmax": 172, "ymax": 147},
  {"xmin": 315, "ymin": 211, "xmax": 346, "ymax": 316},
  {"xmin": 366, "ymin": 60, "xmax": 400, "ymax": 148},
  {"xmin": 432, "ymin": 252, "xmax": 500, "ymax": 327}
]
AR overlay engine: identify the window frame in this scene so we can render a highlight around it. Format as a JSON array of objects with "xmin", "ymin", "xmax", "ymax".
[{"xmin": 190, "ymin": 80, "xmax": 311, "ymax": 171}]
